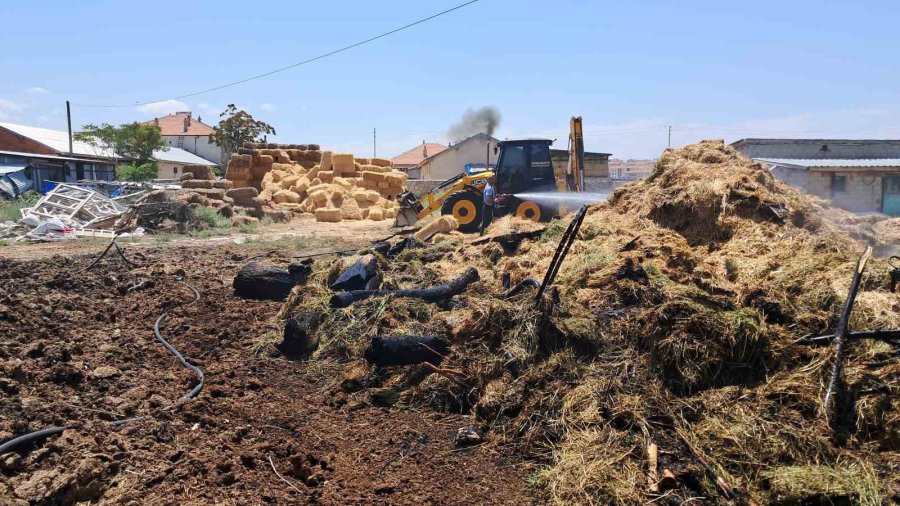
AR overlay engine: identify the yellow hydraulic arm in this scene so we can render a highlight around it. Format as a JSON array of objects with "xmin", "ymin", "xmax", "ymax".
[{"xmin": 566, "ymin": 116, "xmax": 586, "ymax": 192}]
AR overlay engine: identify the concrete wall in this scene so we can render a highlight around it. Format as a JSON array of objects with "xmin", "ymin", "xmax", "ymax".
[
  {"xmin": 157, "ymin": 161, "xmax": 183, "ymax": 180},
  {"xmin": 550, "ymin": 151, "xmax": 610, "ymax": 178},
  {"xmin": 771, "ymin": 165, "xmax": 886, "ymax": 213},
  {"xmin": 419, "ymin": 136, "xmax": 498, "ymax": 180},
  {"xmin": 162, "ymin": 135, "xmax": 223, "ymax": 165},
  {"xmin": 734, "ymin": 140, "xmax": 900, "ymax": 160}
]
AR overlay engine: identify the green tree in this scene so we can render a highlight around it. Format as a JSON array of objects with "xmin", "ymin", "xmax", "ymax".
[
  {"xmin": 115, "ymin": 162, "xmax": 158, "ymax": 182},
  {"xmin": 212, "ymin": 104, "xmax": 276, "ymax": 157},
  {"xmin": 74, "ymin": 122, "xmax": 167, "ymax": 167}
]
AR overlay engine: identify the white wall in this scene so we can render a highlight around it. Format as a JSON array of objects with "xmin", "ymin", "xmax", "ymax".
[
  {"xmin": 157, "ymin": 161, "xmax": 183, "ymax": 180},
  {"xmin": 421, "ymin": 136, "xmax": 498, "ymax": 180},
  {"xmin": 162, "ymin": 135, "xmax": 223, "ymax": 165}
]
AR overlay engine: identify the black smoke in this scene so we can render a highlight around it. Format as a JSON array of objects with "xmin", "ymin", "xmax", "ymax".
[{"xmin": 448, "ymin": 106, "xmax": 501, "ymax": 141}]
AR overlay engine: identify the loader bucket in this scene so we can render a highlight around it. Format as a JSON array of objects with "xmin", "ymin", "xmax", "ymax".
[{"xmin": 393, "ymin": 206, "xmax": 419, "ymax": 228}]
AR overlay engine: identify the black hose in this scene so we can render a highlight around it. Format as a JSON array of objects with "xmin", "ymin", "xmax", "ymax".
[
  {"xmin": 503, "ymin": 278, "xmax": 540, "ymax": 299},
  {"xmin": 72, "ymin": 237, "xmax": 138, "ymax": 275},
  {"xmin": 0, "ymin": 427, "xmax": 65, "ymax": 455},
  {"xmin": 0, "ymin": 281, "xmax": 204, "ymax": 453}
]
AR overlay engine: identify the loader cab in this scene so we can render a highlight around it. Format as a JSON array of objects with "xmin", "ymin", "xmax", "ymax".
[
  {"xmin": 494, "ymin": 139, "xmax": 557, "ymax": 221},
  {"xmin": 494, "ymin": 139, "xmax": 556, "ymax": 196}
]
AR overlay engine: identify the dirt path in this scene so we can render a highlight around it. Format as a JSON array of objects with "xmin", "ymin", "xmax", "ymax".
[
  {"xmin": 0, "ymin": 216, "xmax": 398, "ymax": 262},
  {"xmin": 0, "ymin": 240, "xmax": 538, "ymax": 504}
]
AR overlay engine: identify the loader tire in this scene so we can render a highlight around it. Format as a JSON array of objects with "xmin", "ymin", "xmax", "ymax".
[{"xmin": 441, "ymin": 191, "xmax": 482, "ymax": 233}]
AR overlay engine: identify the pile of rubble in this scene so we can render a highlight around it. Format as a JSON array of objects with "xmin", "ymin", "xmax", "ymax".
[{"xmin": 225, "ymin": 142, "xmax": 407, "ymax": 223}]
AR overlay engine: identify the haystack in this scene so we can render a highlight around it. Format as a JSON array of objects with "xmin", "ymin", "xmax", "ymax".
[
  {"xmin": 275, "ymin": 140, "xmax": 900, "ymax": 504},
  {"xmin": 227, "ymin": 147, "xmax": 408, "ymax": 223}
]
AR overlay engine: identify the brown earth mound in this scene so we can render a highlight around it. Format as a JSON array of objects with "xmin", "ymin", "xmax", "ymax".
[{"xmin": 278, "ymin": 140, "xmax": 900, "ymax": 504}]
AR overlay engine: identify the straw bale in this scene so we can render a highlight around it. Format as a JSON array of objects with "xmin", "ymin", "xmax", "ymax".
[
  {"xmin": 310, "ymin": 177, "xmax": 322, "ymax": 186},
  {"xmin": 257, "ymin": 155, "xmax": 274, "ymax": 164},
  {"xmin": 308, "ymin": 183, "xmax": 330, "ymax": 194},
  {"xmin": 282, "ymin": 174, "xmax": 301, "ymax": 189},
  {"xmin": 332, "ymin": 153, "xmax": 355, "ymax": 174},
  {"xmin": 292, "ymin": 177, "xmax": 310, "ymax": 195},
  {"xmin": 279, "ymin": 203, "xmax": 303, "ymax": 213},
  {"xmin": 340, "ymin": 198, "xmax": 363, "ymax": 220},
  {"xmin": 306, "ymin": 165, "xmax": 321, "ymax": 180},
  {"xmin": 186, "ymin": 165, "xmax": 214, "ymax": 180},
  {"xmin": 362, "ymin": 171, "xmax": 387, "ymax": 183},
  {"xmin": 310, "ymin": 190, "xmax": 328, "ymax": 207},
  {"xmin": 318, "ymin": 170, "xmax": 334, "ymax": 183},
  {"xmin": 414, "ymin": 215, "xmax": 459, "ymax": 241},
  {"xmin": 332, "ymin": 177, "xmax": 354, "ymax": 189},
  {"xmin": 384, "ymin": 172, "xmax": 406, "ymax": 186},
  {"xmin": 359, "ymin": 164, "xmax": 386, "ymax": 173},
  {"xmin": 182, "ymin": 179, "xmax": 213, "ymax": 189},
  {"xmin": 367, "ymin": 205, "xmax": 385, "ymax": 221},
  {"xmin": 319, "ymin": 151, "xmax": 333, "ymax": 172},
  {"xmin": 354, "ymin": 157, "xmax": 370, "ymax": 165},
  {"xmin": 377, "ymin": 181, "xmax": 390, "ymax": 189},
  {"xmin": 272, "ymin": 189, "xmax": 301, "ymax": 204},
  {"xmin": 212, "ymin": 180, "xmax": 233, "ymax": 190},
  {"xmin": 240, "ymin": 154, "xmax": 253, "ymax": 166},
  {"xmin": 277, "ymin": 152, "xmax": 291, "ymax": 163},
  {"xmin": 365, "ymin": 191, "xmax": 381, "ymax": 203},
  {"xmin": 370, "ymin": 157, "xmax": 392, "ymax": 168},
  {"xmin": 315, "ymin": 207, "xmax": 342, "ymax": 223}
]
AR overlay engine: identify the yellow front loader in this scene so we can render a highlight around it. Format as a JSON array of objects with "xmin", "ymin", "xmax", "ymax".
[{"xmin": 394, "ymin": 116, "xmax": 587, "ymax": 233}]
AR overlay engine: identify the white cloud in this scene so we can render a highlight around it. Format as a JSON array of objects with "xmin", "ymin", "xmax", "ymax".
[
  {"xmin": 136, "ymin": 99, "xmax": 189, "ymax": 115},
  {"xmin": 26, "ymin": 86, "xmax": 49, "ymax": 95},
  {"xmin": 260, "ymin": 103, "xmax": 278, "ymax": 112},
  {"xmin": 0, "ymin": 99, "xmax": 23, "ymax": 120}
]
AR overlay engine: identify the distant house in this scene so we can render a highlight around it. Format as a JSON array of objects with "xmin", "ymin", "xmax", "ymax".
[
  {"xmin": 143, "ymin": 111, "xmax": 224, "ymax": 165},
  {"xmin": 153, "ymin": 148, "xmax": 217, "ymax": 180},
  {"xmin": 391, "ymin": 142, "xmax": 449, "ymax": 179},
  {"xmin": 0, "ymin": 122, "xmax": 216, "ymax": 194},
  {"xmin": 608, "ymin": 159, "xmax": 654, "ymax": 180},
  {"xmin": 731, "ymin": 138, "xmax": 900, "ymax": 216},
  {"xmin": 417, "ymin": 133, "xmax": 499, "ymax": 181},
  {"xmin": 0, "ymin": 122, "xmax": 117, "ymax": 192}
]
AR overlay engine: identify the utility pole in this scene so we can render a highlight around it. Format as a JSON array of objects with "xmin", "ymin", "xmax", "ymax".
[
  {"xmin": 667, "ymin": 126, "xmax": 672, "ymax": 148},
  {"xmin": 373, "ymin": 128, "xmax": 377, "ymax": 158},
  {"xmin": 66, "ymin": 100, "xmax": 73, "ymax": 154}
]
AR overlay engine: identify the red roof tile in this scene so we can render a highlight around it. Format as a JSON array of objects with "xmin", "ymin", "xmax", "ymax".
[
  {"xmin": 143, "ymin": 112, "xmax": 215, "ymax": 136},
  {"xmin": 391, "ymin": 142, "xmax": 448, "ymax": 167}
]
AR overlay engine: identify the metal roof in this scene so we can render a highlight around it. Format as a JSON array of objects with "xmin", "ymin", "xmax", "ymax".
[
  {"xmin": 757, "ymin": 158, "xmax": 900, "ymax": 168},
  {"xmin": 153, "ymin": 147, "xmax": 216, "ymax": 166},
  {"xmin": 0, "ymin": 122, "xmax": 115, "ymax": 158},
  {"xmin": 0, "ymin": 170, "xmax": 33, "ymax": 197},
  {"xmin": 0, "ymin": 161, "xmax": 28, "ymax": 175}
]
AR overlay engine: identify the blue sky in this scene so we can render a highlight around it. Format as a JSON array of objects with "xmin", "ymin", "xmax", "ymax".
[{"xmin": 2, "ymin": 0, "xmax": 899, "ymax": 159}]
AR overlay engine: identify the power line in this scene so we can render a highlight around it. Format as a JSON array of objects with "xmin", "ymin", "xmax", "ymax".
[{"xmin": 71, "ymin": 0, "xmax": 480, "ymax": 108}]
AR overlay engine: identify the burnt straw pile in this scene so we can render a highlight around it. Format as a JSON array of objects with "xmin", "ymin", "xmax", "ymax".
[{"xmin": 274, "ymin": 141, "xmax": 899, "ymax": 504}]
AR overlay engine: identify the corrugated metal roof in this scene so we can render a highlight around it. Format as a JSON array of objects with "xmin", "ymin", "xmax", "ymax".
[
  {"xmin": 0, "ymin": 161, "xmax": 28, "ymax": 175},
  {"xmin": 757, "ymin": 158, "xmax": 900, "ymax": 168},
  {"xmin": 153, "ymin": 147, "xmax": 216, "ymax": 166},
  {"xmin": 0, "ymin": 170, "xmax": 33, "ymax": 197},
  {"xmin": 0, "ymin": 122, "xmax": 115, "ymax": 158}
]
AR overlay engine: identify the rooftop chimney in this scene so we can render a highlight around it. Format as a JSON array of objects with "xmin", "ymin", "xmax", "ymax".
[
  {"xmin": 422, "ymin": 140, "xmax": 427, "ymax": 159},
  {"xmin": 183, "ymin": 115, "xmax": 189, "ymax": 133}
]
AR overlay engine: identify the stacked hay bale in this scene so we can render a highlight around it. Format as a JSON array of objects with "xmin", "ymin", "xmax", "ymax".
[
  {"xmin": 179, "ymin": 163, "xmax": 234, "ymax": 216},
  {"xmin": 225, "ymin": 142, "xmax": 323, "ymax": 190},
  {"xmin": 236, "ymin": 148, "xmax": 407, "ymax": 223}
]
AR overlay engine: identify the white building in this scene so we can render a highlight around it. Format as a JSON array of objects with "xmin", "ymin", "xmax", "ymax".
[
  {"xmin": 153, "ymin": 147, "xmax": 218, "ymax": 180},
  {"xmin": 413, "ymin": 133, "xmax": 499, "ymax": 181},
  {"xmin": 144, "ymin": 112, "xmax": 224, "ymax": 165}
]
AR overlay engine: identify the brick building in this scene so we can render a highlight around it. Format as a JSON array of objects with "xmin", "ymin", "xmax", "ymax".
[{"xmin": 731, "ymin": 139, "xmax": 900, "ymax": 216}]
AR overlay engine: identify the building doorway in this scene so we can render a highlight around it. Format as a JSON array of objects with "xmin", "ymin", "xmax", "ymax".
[{"xmin": 883, "ymin": 175, "xmax": 900, "ymax": 217}]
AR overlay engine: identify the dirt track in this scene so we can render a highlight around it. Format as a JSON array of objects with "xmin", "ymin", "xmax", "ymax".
[{"xmin": 0, "ymin": 238, "xmax": 538, "ymax": 504}]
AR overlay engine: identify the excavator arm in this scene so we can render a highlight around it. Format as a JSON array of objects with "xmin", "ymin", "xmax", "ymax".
[{"xmin": 566, "ymin": 116, "xmax": 586, "ymax": 192}]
